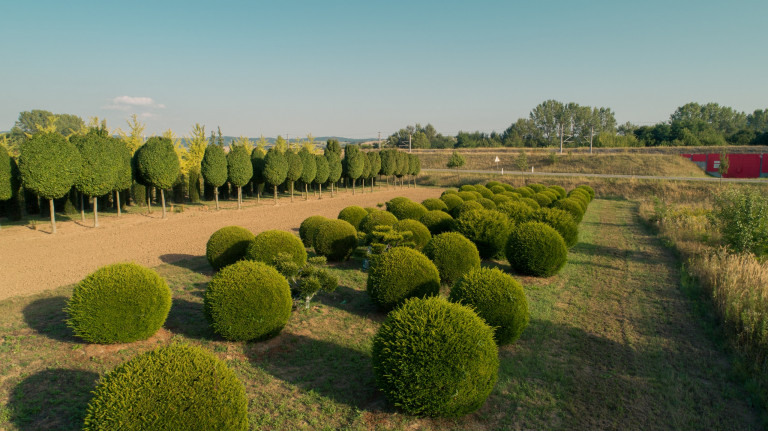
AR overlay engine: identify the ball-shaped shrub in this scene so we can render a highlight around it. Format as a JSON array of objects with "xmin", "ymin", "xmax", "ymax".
[
  {"xmin": 313, "ymin": 219, "xmax": 358, "ymax": 261},
  {"xmin": 366, "ymin": 247, "xmax": 440, "ymax": 310},
  {"xmin": 502, "ymin": 191, "xmax": 521, "ymax": 200},
  {"xmin": 204, "ymin": 260, "xmax": 292, "ymax": 341},
  {"xmin": 299, "ymin": 215, "xmax": 329, "ymax": 247},
  {"xmin": 338, "ymin": 205, "xmax": 368, "ymax": 230},
  {"xmin": 206, "ymin": 226, "xmax": 256, "ymax": 270},
  {"xmin": 364, "ymin": 207, "xmax": 378, "ymax": 213},
  {"xmin": 82, "ymin": 343, "xmax": 248, "ymax": 431},
  {"xmin": 449, "ymin": 267, "xmax": 529, "ymax": 345},
  {"xmin": 541, "ymin": 189, "xmax": 560, "ymax": 202},
  {"xmin": 497, "ymin": 201, "xmax": 534, "ymax": 225},
  {"xmin": 423, "ymin": 232, "xmax": 481, "ymax": 285},
  {"xmin": 359, "ymin": 210, "xmax": 399, "ymax": 234},
  {"xmin": 473, "ymin": 185, "xmax": 493, "ymax": 199},
  {"xmin": 548, "ymin": 185, "xmax": 567, "ymax": 199},
  {"xmin": 532, "ymin": 193, "xmax": 552, "ymax": 208},
  {"xmin": 422, "ymin": 198, "xmax": 448, "ymax": 212},
  {"xmin": 575, "ymin": 185, "xmax": 595, "ymax": 200},
  {"xmin": 393, "ymin": 219, "xmax": 432, "ymax": 250},
  {"xmin": 441, "ymin": 189, "xmax": 458, "ymax": 196},
  {"xmin": 520, "ymin": 197, "xmax": 541, "ymax": 210},
  {"xmin": 502, "ymin": 183, "xmax": 515, "ymax": 192},
  {"xmin": 470, "ymin": 191, "xmax": 484, "ymax": 200},
  {"xmin": 477, "ymin": 197, "xmax": 497, "ymax": 210},
  {"xmin": 420, "ymin": 210, "xmax": 455, "ymax": 235},
  {"xmin": 456, "ymin": 191, "xmax": 477, "ymax": 201},
  {"xmin": 245, "ymin": 230, "xmax": 307, "ymax": 267},
  {"xmin": 66, "ymin": 263, "xmax": 171, "ymax": 344},
  {"xmin": 515, "ymin": 187, "xmax": 534, "ymax": 198},
  {"xmin": 458, "ymin": 184, "xmax": 476, "ymax": 192},
  {"xmin": 451, "ymin": 200, "xmax": 484, "ymax": 219},
  {"xmin": 532, "ymin": 208, "xmax": 579, "ymax": 248},
  {"xmin": 490, "ymin": 185, "xmax": 506, "ymax": 195},
  {"xmin": 388, "ymin": 199, "xmax": 428, "ymax": 220},
  {"xmin": 455, "ymin": 209, "xmax": 511, "ymax": 259},
  {"xmin": 554, "ymin": 198, "xmax": 585, "ymax": 223},
  {"xmin": 506, "ymin": 222, "xmax": 567, "ymax": 277},
  {"xmin": 528, "ymin": 183, "xmax": 546, "ymax": 193},
  {"xmin": 440, "ymin": 193, "xmax": 464, "ymax": 212},
  {"xmin": 485, "ymin": 180, "xmax": 503, "ymax": 189},
  {"xmin": 490, "ymin": 194, "xmax": 511, "ymax": 206},
  {"xmin": 371, "ymin": 296, "xmax": 498, "ymax": 417},
  {"xmin": 568, "ymin": 191, "xmax": 590, "ymax": 210}
]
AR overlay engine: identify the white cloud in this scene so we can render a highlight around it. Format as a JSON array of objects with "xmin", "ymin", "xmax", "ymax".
[{"xmin": 103, "ymin": 96, "xmax": 166, "ymax": 111}]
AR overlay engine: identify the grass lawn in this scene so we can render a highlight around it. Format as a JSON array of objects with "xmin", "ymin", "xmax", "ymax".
[{"xmin": 0, "ymin": 199, "xmax": 761, "ymax": 430}]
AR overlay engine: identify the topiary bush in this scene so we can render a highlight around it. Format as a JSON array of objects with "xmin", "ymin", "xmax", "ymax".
[
  {"xmin": 366, "ymin": 247, "xmax": 440, "ymax": 310},
  {"xmin": 300, "ymin": 215, "xmax": 329, "ymax": 247},
  {"xmin": 371, "ymin": 296, "xmax": 499, "ymax": 417},
  {"xmin": 515, "ymin": 187, "xmax": 534, "ymax": 198},
  {"xmin": 449, "ymin": 267, "xmax": 529, "ymax": 345},
  {"xmin": 520, "ymin": 197, "xmax": 541, "ymax": 210},
  {"xmin": 502, "ymin": 191, "xmax": 521, "ymax": 200},
  {"xmin": 422, "ymin": 198, "xmax": 448, "ymax": 212},
  {"xmin": 423, "ymin": 232, "xmax": 481, "ymax": 285},
  {"xmin": 456, "ymin": 191, "xmax": 477, "ymax": 201},
  {"xmin": 206, "ymin": 226, "xmax": 256, "ymax": 270},
  {"xmin": 82, "ymin": 343, "xmax": 248, "ymax": 430},
  {"xmin": 359, "ymin": 209, "xmax": 398, "ymax": 234},
  {"xmin": 441, "ymin": 189, "xmax": 458, "ymax": 196},
  {"xmin": 485, "ymin": 181, "xmax": 502, "ymax": 189},
  {"xmin": 473, "ymin": 185, "xmax": 493, "ymax": 199},
  {"xmin": 440, "ymin": 193, "xmax": 464, "ymax": 212},
  {"xmin": 541, "ymin": 189, "xmax": 559, "ymax": 202},
  {"xmin": 528, "ymin": 183, "xmax": 546, "ymax": 193},
  {"xmin": 506, "ymin": 221, "xmax": 568, "ymax": 277},
  {"xmin": 66, "ymin": 263, "xmax": 171, "ymax": 344},
  {"xmin": 245, "ymin": 230, "xmax": 307, "ymax": 267},
  {"xmin": 393, "ymin": 219, "xmax": 431, "ymax": 251},
  {"xmin": 338, "ymin": 205, "xmax": 368, "ymax": 229},
  {"xmin": 490, "ymin": 194, "xmax": 511, "ymax": 206},
  {"xmin": 490, "ymin": 185, "xmax": 506, "ymax": 195},
  {"xmin": 532, "ymin": 193, "xmax": 552, "ymax": 208},
  {"xmin": 502, "ymin": 183, "xmax": 515, "ymax": 192},
  {"xmin": 450, "ymin": 200, "xmax": 484, "ymax": 219},
  {"xmin": 313, "ymin": 219, "xmax": 358, "ymax": 261},
  {"xmin": 387, "ymin": 198, "xmax": 428, "ymax": 220},
  {"xmin": 497, "ymin": 201, "xmax": 534, "ymax": 225},
  {"xmin": 455, "ymin": 209, "xmax": 511, "ymax": 259},
  {"xmin": 477, "ymin": 197, "xmax": 497, "ymax": 210},
  {"xmin": 532, "ymin": 207, "xmax": 579, "ymax": 248},
  {"xmin": 204, "ymin": 260, "xmax": 292, "ymax": 341},
  {"xmin": 470, "ymin": 191, "xmax": 484, "ymax": 200},
  {"xmin": 548, "ymin": 185, "xmax": 567, "ymax": 199},
  {"xmin": 575, "ymin": 185, "xmax": 595, "ymax": 200},
  {"xmin": 458, "ymin": 184, "xmax": 476, "ymax": 192},
  {"xmin": 554, "ymin": 198, "xmax": 585, "ymax": 223},
  {"xmin": 419, "ymin": 210, "xmax": 454, "ymax": 235}
]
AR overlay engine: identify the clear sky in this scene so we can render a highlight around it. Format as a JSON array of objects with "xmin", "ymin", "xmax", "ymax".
[{"xmin": 2, "ymin": 0, "xmax": 766, "ymax": 138}]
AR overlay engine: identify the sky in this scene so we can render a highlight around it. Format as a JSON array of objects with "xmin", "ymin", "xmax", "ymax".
[{"xmin": 2, "ymin": 0, "xmax": 767, "ymax": 138}]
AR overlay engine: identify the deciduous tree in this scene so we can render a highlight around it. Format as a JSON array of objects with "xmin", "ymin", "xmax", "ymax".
[{"xmin": 201, "ymin": 145, "xmax": 227, "ymax": 210}]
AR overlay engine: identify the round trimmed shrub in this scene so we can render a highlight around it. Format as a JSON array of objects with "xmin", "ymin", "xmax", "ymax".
[
  {"xmin": 497, "ymin": 201, "xmax": 534, "ymax": 225},
  {"xmin": 458, "ymin": 184, "xmax": 476, "ymax": 192},
  {"xmin": 359, "ymin": 210, "xmax": 399, "ymax": 234},
  {"xmin": 576, "ymin": 185, "xmax": 595, "ymax": 200},
  {"xmin": 386, "ymin": 196, "xmax": 410, "ymax": 207},
  {"xmin": 474, "ymin": 185, "xmax": 493, "ymax": 199},
  {"xmin": 300, "ymin": 215, "xmax": 329, "ymax": 247},
  {"xmin": 440, "ymin": 193, "xmax": 464, "ymax": 212},
  {"xmin": 441, "ymin": 189, "xmax": 458, "ymax": 196},
  {"xmin": 420, "ymin": 210, "xmax": 454, "ymax": 235},
  {"xmin": 245, "ymin": 230, "xmax": 307, "ymax": 267},
  {"xmin": 568, "ymin": 191, "xmax": 590, "ymax": 210},
  {"xmin": 456, "ymin": 191, "xmax": 477, "ymax": 201},
  {"xmin": 449, "ymin": 267, "xmax": 529, "ymax": 345},
  {"xmin": 502, "ymin": 191, "xmax": 521, "ymax": 200},
  {"xmin": 548, "ymin": 185, "xmax": 567, "ymax": 199},
  {"xmin": 477, "ymin": 198, "xmax": 497, "ymax": 210},
  {"xmin": 423, "ymin": 232, "xmax": 480, "ymax": 285},
  {"xmin": 520, "ymin": 197, "xmax": 541, "ymax": 210},
  {"xmin": 206, "ymin": 226, "xmax": 256, "ymax": 270},
  {"xmin": 541, "ymin": 189, "xmax": 560, "ymax": 202},
  {"xmin": 532, "ymin": 208, "xmax": 579, "ymax": 248},
  {"xmin": 502, "ymin": 183, "xmax": 515, "ymax": 192},
  {"xmin": 554, "ymin": 198, "xmax": 585, "ymax": 223},
  {"xmin": 528, "ymin": 183, "xmax": 546, "ymax": 193},
  {"xmin": 422, "ymin": 198, "xmax": 448, "ymax": 212},
  {"xmin": 470, "ymin": 191, "xmax": 484, "ymax": 200},
  {"xmin": 371, "ymin": 296, "xmax": 498, "ymax": 417},
  {"xmin": 82, "ymin": 343, "xmax": 248, "ymax": 430},
  {"xmin": 204, "ymin": 260, "xmax": 292, "ymax": 341},
  {"xmin": 364, "ymin": 207, "xmax": 377, "ymax": 213},
  {"xmin": 366, "ymin": 247, "xmax": 440, "ymax": 310},
  {"xmin": 338, "ymin": 205, "xmax": 368, "ymax": 229},
  {"xmin": 532, "ymin": 193, "xmax": 552, "ymax": 208},
  {"xmin": 490, "ymin": 185, "xmax": 506, "ymax": 195},
  {"xmin": 451, "ymin": 200, "xmax": 484, "ymax": 219},
  {"xmin": 506, "ymin": 222, "xmax": 567, "ymax": 277},
  {"xmin": 388, "ymin": 199, "xmax": 428, "ymax": 220},
  {"xmin": 313, "ymin": 219, "xmax": 358, "ymax": 261},
  {"xmin": 393, "ymin": 219, "xmax": 432, "ymax": 251},
  {"xmin": 455, "ymin": 209, "xmax": 511, "ymax": 259},
  {"xmin": 515, "ymin": 187, "xmax": 534, "ymax": 198},
  {"xmin": 485, "ymin": 181, "xmax": 503, "ymax": 189},
  {"xmin": 66, "ymin": 263, "xmax": 171, "ymax": 344},
  {"xmin": 490, "ymin": 194, "xmax": 511, "ymax": 206}
]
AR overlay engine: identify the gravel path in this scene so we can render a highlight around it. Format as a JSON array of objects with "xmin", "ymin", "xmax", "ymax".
[{"xmin": 0, "ymin": 187, "xmax": 441, "ymax": 300}]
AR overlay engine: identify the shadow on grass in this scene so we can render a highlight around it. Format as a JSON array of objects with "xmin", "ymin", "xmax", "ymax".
[
  {"xmin": 159, "ymin": 254, "xmax": 212, "ymax": 274},
  {"xmin": 315, "ymin": 284, "xmax": 383, "ymax": 321},
  {"xmin": 9, "ymin": 368, "xmax": 99, "ymax": 431},
  {"xmin": 164, "ymin": 297, "xmax": 219, "ymax": 340},
  {"xmin": 22, "ymin": 296, "xmax": 78, "ymax": 343},
  {"xmin": 247, "ymin": 333, "xmax": 389, "ymax": 412}
]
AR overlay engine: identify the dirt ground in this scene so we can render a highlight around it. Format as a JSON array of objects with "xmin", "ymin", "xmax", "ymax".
[{"xmin": 0, "ymin": 187, "xmax": 441, "ymax": 300}]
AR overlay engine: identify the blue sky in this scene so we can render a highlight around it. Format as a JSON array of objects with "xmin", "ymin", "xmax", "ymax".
[{"xmin": 2, "ymin": 1, "xmax": 766, "ymax": 138}]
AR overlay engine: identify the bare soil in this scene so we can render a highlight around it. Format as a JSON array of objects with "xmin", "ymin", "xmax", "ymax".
[{"xmin": 0, "ymin": 187, "xmax": 440, "ymax": 300}]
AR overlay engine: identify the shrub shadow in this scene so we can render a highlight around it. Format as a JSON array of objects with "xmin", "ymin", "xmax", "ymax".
[
  {"xmin": 164, "ymin": 297, "xmax": 219, "ymax": 340},
  {"xmin": 9, "ymin": 368, "xmax": 100, "ymax": 431},
  {"xmin": 159, "ymin": 254, "xmax": 212, "ymax": 274},
  {"xmin": 22, "ymin": 296, "xmax": 79, "ymax": 343},
  {"xmin": 315, "ymin": 284, "xmax": 384, "ymax": 321}
]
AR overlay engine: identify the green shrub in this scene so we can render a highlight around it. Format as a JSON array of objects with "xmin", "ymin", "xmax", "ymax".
[
  {"xmin": 422, "ymin": 198, "xmax": 448, "ymax": 212},
  {"xmin": 313, "ymin": 219, "xmax": 358, "ymax": 261},
  {"xmin": 528, "ymin": 183, "xmax": 546, "ymax": 193},
  {"xmin": 338, "ymin": 205, "xmax": 368, "ymax": 229},
  {"xmin": 66, "ymin": 263, "xmax": 171, "ymax": 344},
  {"xmin": 441, "ymin": 189, "xmax": 458, "ymax": 196},
  {"xmin": 490, "ymin": 185, "xmax": 506, "ymax": 194},
  {"xmin": 420, "ymin": 210, "xmax": 455, "ymax": 235},
  {"xmin": 83, "ymin": 343, "xmax": 248, "ymax": 431},
  {"xmin": 515, "ymin": 187, "xmax": 534, "ymax": 198},
  {"xmin": 477, "ymin": 198, "xmax": 497, "ymax": 210},
  {"xmin": 506, "ymin": 221, "xmax": 568, "ymax": 277},
  {"xmin": 473, "ymin": 185, "xmax": 493, "ymax": 199},
  {"xmin": 204, "ymin": 260, "xmax": 292, "ymax": 341},
  {"xmin": 456, "ymin": 191, "xmax": 477, "ymax": 201},
  {"xmin": 393, "ymin": 219, "xmax": 431, "ymax": 251},
  {"xmin": 440, "ymin": 193, "xmax": 464, "ymax": 212},
  {"xmin": 520, "ymin": 197, "xmax": 541, "ymax": 210},
  {"xmin": 451, "ymin": 200, "xmax": 484, "ymax": 219},
  {"xmin": 548, "ymin": 185, "xmax": 567, "ymax": 199},
  {"xmin": 575, "ymin": 185, "xmax": 595, "ymax": 200},
  {"xmin": 449, "ymin": 267, "xmax": 529, "ymax": 345},
  {"xmin": 364, "ymin": 207, "xmax": 377, "ymax": 213},
  {"xmin": 490, "ymin": 194, "xmax": 511, "ymax": 206},
  {"xmin": 502, "ymin": 191, "xmax": 521, "ymax": 199},
  {"xmin": 497, "ymin": 201, "xmax": 534, "ymax": 225},
  {"xmin": 299, "ymin": 215, "xmax": 329, "ymax": 247},
  {"xmin": 502, "ymin": 183, "xmax": 515, "ymax": 192},
  {"xmin": 568, "ymin": 189, "xmax": 591, "ymax": 207},
  {"xmin": 554, "ymin": 198, "xmax": 585, "ymax": 223},
  {"xmin": 532, "ymin": 193, "xmax": 552, "ymax": 208},
  {"xmin": 532, "ymin": 208, "xmax": 579, "ymax": 248},
  {"xmin": 423, "ymin": 232, "xmax": 481, "ymax": 285},
  {"xmin": 246, "ymin": 230, "xmax": 307, "ymax": 267},
  {"xmin": 541, "ymin": 189, "xmax": 560, "ymax": 202},
  {"xmin": 387, "ymin": 198, "xmax": 428, "ymax": 220},
  {"xmin": 470, "ymin": 191, "xmax": 484, "ymax": 200},
  {"xmin": 485, "ymin": 181, "xmax": 502, "ymax": 189},
  {"xmin": 371, "ymin": 296, "xmax": 498, "ymax": 417},
  {"xmin": 455, "ymin": 209, "xmax": 511, "ymax": 259},
  {"xmin": 359, "ymin": 210, "xmax": 399, "ymax": 234},
  {"xmin": 206, "ymin": 226, "xmax": 256, "ymax": 270},
  {"xmin": 458, "ymin": 184, "xmax": 476, "ymax": 192},
  {"xmin": 367, "ymin": 247, "xmax": 440, "ymax": 310},
  {"xmin": 709, "ymin": 188, "xmax": 768, "ymax": 256}
]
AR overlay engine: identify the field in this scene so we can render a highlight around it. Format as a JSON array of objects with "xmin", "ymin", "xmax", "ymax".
[{"xmin": 1, "ymin": 191, "xmax": 764, "ymax": 429}]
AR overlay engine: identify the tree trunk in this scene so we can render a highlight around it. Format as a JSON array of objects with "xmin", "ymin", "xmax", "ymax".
[
  {"xmin": 147, "ymin": 187, "xmax": 152, "ymax": 214},
  {"xmin": 93, "ymin": 197, "xmax": 99, "ymax": 227},
  {"xmin": 290, "ymin": 182, "xmax": 294, "ymax": 203},
  {"xmin": 371, "ymin": 178, "xmax": 374, "ymax": 193},
  {"xmin": 49, "ymin": 199, "xmax": 56, "ymax": 234},
  {"xmin": 116, "ymin": 190, "xmax": 121, "ymax": 217},
  {"xmin": 237, "ymin": 186, "xmax": 242, "ymax": 209},
  {"xmin": 214, "ymin": 187, "xmax": 219, "ymax": 210},
  {"xmin": 161, "ymin": 190, "xmax": 167, "ymax": 219},
  {"xmin": 319, "ymin": 183, "xmax": 322, "ymax": 199},
  {"xmin": 352, "ymin": 179, "xmax": 356, "ymax": 195},
  {"xmin": 305, "ymin": 183, "xmax": 309, "ymax": 200},
  {"xmin": 80, "ymin": 192, "xmax": 85, "ymax": 222},
  {"xmin": 274, "ymin": 185, "xmax": 278, "ymax": 205}
]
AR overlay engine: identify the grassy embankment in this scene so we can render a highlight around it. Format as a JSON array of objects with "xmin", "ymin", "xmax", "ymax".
[{"xmin": 0, "ymin": 199, "xmax": 761, "ymax": 430}]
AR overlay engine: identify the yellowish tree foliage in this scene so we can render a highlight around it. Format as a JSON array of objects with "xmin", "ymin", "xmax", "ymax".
[
  {"xmin": 115, "ymin": 114, "xmax": 146, "ymax": 154},
  {"xmin": 273, "ymin": 135, "xmax": 288, "ymax": 153},
  {"xmin": 184, "ymin": 123, "xmax": 208, "ymax": 175},
  {"xmin": 231, "ymin": 136, "xmax": 253, "ymax": 154}
]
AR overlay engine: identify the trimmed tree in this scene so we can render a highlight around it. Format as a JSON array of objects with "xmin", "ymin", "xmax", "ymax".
[
  {"xmin": 264, "ymin": 147, "xmax": 288, "ymax": 205},
  {"xmin": 447, "ymin": 151, "xmax": 465, "ymax": 183},
  {"xmin": 18, "ymin": 132, "xmax": 81, "ymax": 233},
  {"xmin": 72, "ymin": 133, "xmax": 119, "ymax": 227},
  {"xmin": 380, "ymin": 149, "xmax": 397, "ymax": 187},
  {"xmin": 285, "ymin": 150, "xmax": 303, "ymax": 203},
  {"xmin": 368, "ymin": 151, "xmax": 381, "ymax": 192},
  {"xmin": 325, "ymin": 150, "xmax": 342, "ymax": 197},
  {"xmin": 326, "ymin": 139, "xmax": 342, "ymax": 158},
  {"xmin": 344, "ymin": 145, "xmax": 364, "ymax": 194},
  {"xmin": 201, "ymin": 145, "xmax": 227, "ymax": 210},
  {"xmin": 135, "ymin": 137, "xmax": 180, "ymax": 219},
  {"xmin": 298, "ymin": 147, "xmax": 316, "ymax": 200},
  {"xmin": 227, "ymin": 145, "xmax": 253, "ymax": 209},
  {"xmin": 0, "ymin": 146, "xmax": 21, "ymax": 230},
  {"xmin": 112, "ymin": 138, "xmax": 133, "ymax": 217},
  {"xmin": 360, "ymin": 150, "xmax": 372, "ymax": 192},
  {"xmin": 395, "ymin": 151, "xmax": 409, "ymax": 187},
  {"xmin": 251, "ymin": 146, "xmax": 267, "ymax": 202},
  {"xmin": 313, "ymin": 154, "xmax": 329, "ymax": 198},
  {"xmin": 408, "ymin": 153, "xmax": 421, "ymax": 187}
]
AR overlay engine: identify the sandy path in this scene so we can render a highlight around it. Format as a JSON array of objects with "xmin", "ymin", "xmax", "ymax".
[{"xmin": 0, "ymin": 187, "xmax": 441, "ymax": 300}]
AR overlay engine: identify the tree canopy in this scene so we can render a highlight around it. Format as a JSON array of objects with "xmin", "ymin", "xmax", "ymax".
[
  {"xmin": 227, "ymin": 145, "xmax": 253, "ymax": 187},
  {"xmin": 135, "ymin": 137, "xmax": 180, "ymax": 190},
  {"xmin": 19, "ymin": 132, "xmax": 81, "ymax": 199},
  {"xmin": 201, "ymin": 145, "xmax": 228, "ymax": 187}
]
